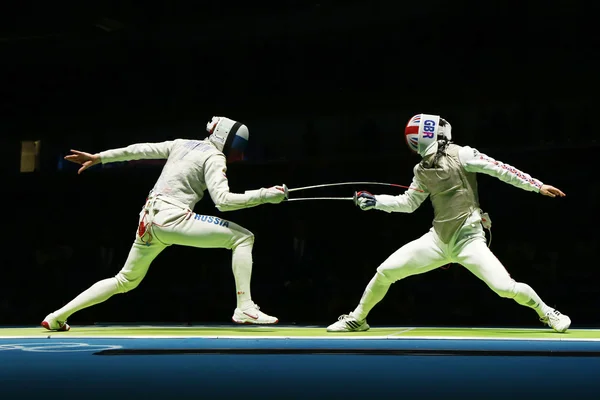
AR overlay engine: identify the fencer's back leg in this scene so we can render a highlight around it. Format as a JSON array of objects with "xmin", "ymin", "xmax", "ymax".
[
  {"xmin": 351, "ymin": 231, "xmax": 448, "ymax": 321},
  {"xmin": 115, "ymin": 241, "xmax": 166, "ymax": 293},
  {"xmin": 49, "ymin": 240, "xmax": 166, "ymax": 323}
]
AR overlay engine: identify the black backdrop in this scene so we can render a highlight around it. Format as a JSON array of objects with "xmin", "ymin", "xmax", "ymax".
[{"xmin": 2, "ymin": 2, "xmax": 598, "ymax": 327}]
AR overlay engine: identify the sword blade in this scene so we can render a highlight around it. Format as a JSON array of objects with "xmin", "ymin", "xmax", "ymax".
[
  {"xmin": 285, "ymin": 197, "xmax": 354, "ymax": 202},
  {"xmin": 287, "ymin": 181, "xmax": 420, "ymax": 193}
]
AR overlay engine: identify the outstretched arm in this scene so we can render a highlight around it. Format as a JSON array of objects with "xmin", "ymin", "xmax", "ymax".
[
  {"xmin": 64, "ymin": 141, "xmax": 176, "ymax": 175},
  {"xmin": 99, "ymin": 141, "xmax": 175, "ymax": 164},
  {"xmin": 459, "ymin": 146, "xmax": 566, "ymax": 197},
  {"xmin": 204, "ymin": 154, "xmax": 286, "ymax": 212},
  {"xmin": 357, "ymin": 174, "xmax": 430, "ymax": 213}
]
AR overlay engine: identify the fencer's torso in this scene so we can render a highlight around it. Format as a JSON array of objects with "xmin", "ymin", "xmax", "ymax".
[
  {"xmin": 101, "ymin": 138, "xmax": 267, "ymax": 212},
  {"xmin": 150, "ymin": 139, "xmax": 223, "ymax": 209},
  {"xmin": 100, "ymin": 139, "xmax": 225, "ymax": 210},
  {"xmin": 373, "ymin": 143, "xmax": 542, "ymax": 243},
  {"xmin": 414, "ymin": 144, "xmax": 480, "ymax": 243}
]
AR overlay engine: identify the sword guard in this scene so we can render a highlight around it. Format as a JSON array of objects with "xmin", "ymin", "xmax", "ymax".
[{"xmin": 283, "ymin": 184, "xmax": 289, "ymax": 200}]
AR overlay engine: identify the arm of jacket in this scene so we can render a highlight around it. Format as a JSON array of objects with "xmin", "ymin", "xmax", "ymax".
[
  {"xmin": 373, "ymin": 168, "xmax": 430, "ymax": 213},
  {"xmin": 204, "ymin": 154, "xmax": 269, "ymax": 212},
  {"xmin": 458, "ymin": 146, "xmax": 543, "ymax": 193},
  {"xmin": 99, "ymin": 141, "xmax": 176, "ymax": 163}
]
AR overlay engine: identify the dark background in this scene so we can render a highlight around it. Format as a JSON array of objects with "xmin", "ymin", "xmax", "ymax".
[{"xmin": 1, "ymin": 1, "xmax": 598, "ymax": 328}]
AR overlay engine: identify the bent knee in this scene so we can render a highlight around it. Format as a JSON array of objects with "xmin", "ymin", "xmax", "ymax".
[
  {"xmin": 232, "ymin": 230, "xmax": 254, "ymax": 249},
  {"xmin": 115, "ymin": 273, "xmax": 142, "ymax": 293},
  {"xmin": 374, "ymin": 267, "xmax": 397, "ymax": 285},
  {"xmin": 489, "ymin": 279, "xmax": 517, "ymax": 298}
]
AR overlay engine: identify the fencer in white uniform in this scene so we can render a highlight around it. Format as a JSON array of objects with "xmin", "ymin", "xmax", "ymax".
[
  {"xmin": 42, "ymin": 116, "xmax": 286, "ymax": 331},
  {"xmin": 327, "ymin": 113, "xmax": 571, "ymax": 333}
]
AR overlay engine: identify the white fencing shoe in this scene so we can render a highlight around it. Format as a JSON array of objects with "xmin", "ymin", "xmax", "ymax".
[
  {"xmin": 540, "ymin": 309, "xmax": 571, "ymax": 333},
  {"xmin": 41, "ymin": 313, "xmax": 71, "ymax": 332},
  {"xmin": 232, "ymin": 303, "xmax": 278, "ymax": 325},
  {"xmin": 326, "ymin": 313, "xmax": 370, "ymax": 332}
]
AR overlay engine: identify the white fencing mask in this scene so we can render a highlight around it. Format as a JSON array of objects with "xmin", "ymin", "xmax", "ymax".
[
  {"xmin": 404, "ymin": 113, "xmax": 452, "ymax": 157},
  {"xmin": 206, "ymin": 116, "xmax": 249, "ymax": 162}
]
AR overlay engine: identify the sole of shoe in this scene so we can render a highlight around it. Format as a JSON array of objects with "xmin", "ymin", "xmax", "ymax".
[
  {"xmin": 231, "ymin": 317, "xmax": 279, "ymax": 325},
  {"xmin": 40, "ymin": 321, "xmax": 70, "ymax": 332}
]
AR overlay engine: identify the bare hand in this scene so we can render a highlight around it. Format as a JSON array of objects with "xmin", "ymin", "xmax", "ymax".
[
  {"xmin": 540, "ymin": 184, "xmax": 566, "ymax": 198},
  {"xmin": 64, "ymin": 149, "xmax": 100, "ymax": 174}
]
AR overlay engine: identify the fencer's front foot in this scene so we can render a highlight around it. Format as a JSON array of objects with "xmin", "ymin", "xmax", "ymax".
[
  {"xmin": 41, "ymin": 313, "xmax": 71, "ymax": 332},
  {"xmin": 540, "ymin": 309, "xmax": 571, "ymax": 333},
  {"xmin": 232, "ymin": 303, "xmax": 278, "ymax": 325},
  {"xmin": 327, "ymin": 313, "xmax": 370, "ymax": 332}
]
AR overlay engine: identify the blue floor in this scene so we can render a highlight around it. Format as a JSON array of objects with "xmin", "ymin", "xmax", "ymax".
[{"xmin": 1, "ymin": 337, "xmax": 599, "ymax": 399}]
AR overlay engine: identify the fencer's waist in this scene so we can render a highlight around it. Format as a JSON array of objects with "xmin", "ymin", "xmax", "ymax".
[
  {"xmin": 146, "ymin": 192, "xmax": 191, "ymax": 210},
  {"xmin": 432, "ymin": 206, "xmax": 480, "ymax": 225},
  {"xmin": 431, "ymin": 209, "xmax": 483, "ymax": 244}
]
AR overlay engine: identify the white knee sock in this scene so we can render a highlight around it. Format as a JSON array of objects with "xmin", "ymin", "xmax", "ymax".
[
  {"xmin": 53, "ymin": 278, "xmax": 120, "ymax": 321},
  {"xmin": 352, "ymin": 272, "xmax": 392, "ymax": 321},
  {"xmin": 512, "ymin": 282, "xmax": 552, "ymax": 317},
  {"xmin": 232, "ymin": 241, "xmax": 254, "ymax": 309}
]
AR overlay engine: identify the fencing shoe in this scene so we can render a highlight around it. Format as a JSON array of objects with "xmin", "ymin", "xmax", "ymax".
[
  {"xmin": 41, "ymin": 313, "xmax": 71, "ymax": 332},
  {"xmin": 540, "ymin": 309, "xmax": 571, "ymax": 333},
  {"xmin": 232, "ymin": 303, "xmax": 278, "ymax": 325},
  {"xmin": 327, "ymin": 313, "xmax": 370, "ymax": 332}
]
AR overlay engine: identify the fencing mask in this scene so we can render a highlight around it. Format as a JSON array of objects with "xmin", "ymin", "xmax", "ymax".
[
  {"xmin": 206, "ymin": 116, "xmax": 249, "ymax": 162},
  {"xmin": 404, "ymin": 113, "xmax": 452, "ymax": 157}
]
